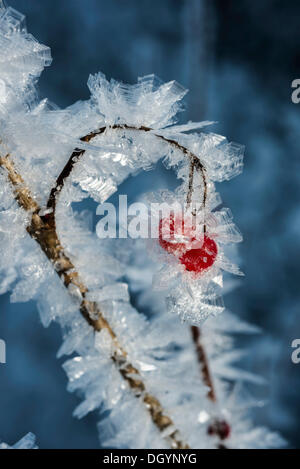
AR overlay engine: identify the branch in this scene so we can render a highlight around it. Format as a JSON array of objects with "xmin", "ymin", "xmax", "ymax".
[
  {"xmin": 0, "ymin": 125, "xmax": 224, "ymax": 448},
  {"xmin": 0, "ymin": 152, "xmax": 188, "ymax": 449}
]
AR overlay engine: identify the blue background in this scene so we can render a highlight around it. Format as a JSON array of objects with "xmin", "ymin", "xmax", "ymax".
[{"xmin": 0, "ymin": 0, "xmax": 299, "ymax": 448}]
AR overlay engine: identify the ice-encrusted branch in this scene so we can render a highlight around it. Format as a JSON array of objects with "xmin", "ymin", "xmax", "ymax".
[
  {"xmin": 0, "ymin": 122, "xmax": 233, "ymax": 448},
  {"xmin": 0, "ymin": 123, "xmax": 235, "ymax": 448},
  {"xmin": 0, "ymin": 152, "xmax": 189, "ymax": 449}
]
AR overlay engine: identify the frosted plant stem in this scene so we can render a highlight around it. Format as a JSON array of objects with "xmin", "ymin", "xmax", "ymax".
[
  {"xmin": 191, "ymin": 326, "xmax": 216, "ymax": 402},
  {"xmin": 0, "ymin": 153, "xmax": 189, "ymax": 449},
  {"xmin": 191, "ymin": 326, "xmax": 230, "ymax": 448}
]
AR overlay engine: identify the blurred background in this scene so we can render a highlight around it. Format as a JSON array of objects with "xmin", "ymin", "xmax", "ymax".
[{"xmin": 0, "ymin": 0, "xmax": 299, "ymax": 448}]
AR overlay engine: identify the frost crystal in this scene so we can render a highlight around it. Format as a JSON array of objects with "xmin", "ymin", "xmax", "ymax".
[
  {"xmin": 0, "ymin": 3, "xmax": 284, "ymax": 449},
  {"xmin": 0, "ymin": 433, "xmax": 38, "ymax": 449},
  {"xmin": 88, "ymin": 72, "xmax": 187, "ymax": 128}
]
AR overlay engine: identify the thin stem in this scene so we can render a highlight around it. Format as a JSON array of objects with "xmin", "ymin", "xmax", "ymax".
[
  {"xmin": 191, "ymin": 326, "xmax": 231, "ymax": 446},
  {"xmin": 186, "ymin": 157, "xmax": 207, "ymax": 233},
  {"xmin": 191, "ymin": 326, "xmax": 216, "ymax": 402},
  {"xmin": 186, "ymin": 148, "xmax": 230, "ymax": 445}
]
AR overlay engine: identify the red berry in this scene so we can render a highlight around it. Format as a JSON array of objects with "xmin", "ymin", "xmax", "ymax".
[
  {"xmin": 208, "ymin": 420, "xmax": 231, "ymax": 440},
  {"xmin": 159, "ymin": 214, "xmax": 196, "ymax": 255},
  {"xmin": 180, "ymin": 236, "xmax": 217, "ymax": 273},
  {"xmin": 159, "ymin": 215, "xmax": 218, "ymax": 274}
]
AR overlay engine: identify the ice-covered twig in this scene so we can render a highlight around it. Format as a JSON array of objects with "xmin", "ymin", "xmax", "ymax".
[
  {"xmin": 191, "ymin": 326, "xmax": 231, "ymax": 447},
  {"xmin": 191, "ymin": 326, "xmax": 217, "ymax": 402},
  {"xmin": 0, "ymin": 152, "xmax": 190, "ymax": 449}
]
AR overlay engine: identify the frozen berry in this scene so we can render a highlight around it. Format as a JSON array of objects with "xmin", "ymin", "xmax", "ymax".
[
  {"xmin": 207, "ymin": 419, "xmax": 231, "ymax": 440},
  {"xmin": 180, "ymin": 236, "xmax": 217, "ymax": 273},
  {"xmin": 159, "ymin": 214, "xmax": 196, "ymax": 255}
]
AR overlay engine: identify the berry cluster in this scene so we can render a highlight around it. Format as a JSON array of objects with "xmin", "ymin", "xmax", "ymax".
[{"xmin": 159, "ymin": 215, "xmax": 217, "ymax": 273}]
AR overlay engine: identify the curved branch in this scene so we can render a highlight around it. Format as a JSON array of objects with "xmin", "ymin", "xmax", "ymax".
[{"xmin": 46, "ymin": 125, "xmax": 207, "ymax": 213}]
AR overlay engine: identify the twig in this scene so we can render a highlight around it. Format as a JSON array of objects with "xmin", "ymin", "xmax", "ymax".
[
  {"xmin": 191, "ymin": 327, "xmax": 231, "ymax": 446},
  {"xmin": 191, "ymin": 326, "xmax": 216, "ymax": 402}
]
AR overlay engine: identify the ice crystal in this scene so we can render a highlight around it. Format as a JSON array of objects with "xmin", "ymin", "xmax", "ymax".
[{"xmin": 0, "ymin": 433, "xmax": 38, "ymax": 449}]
